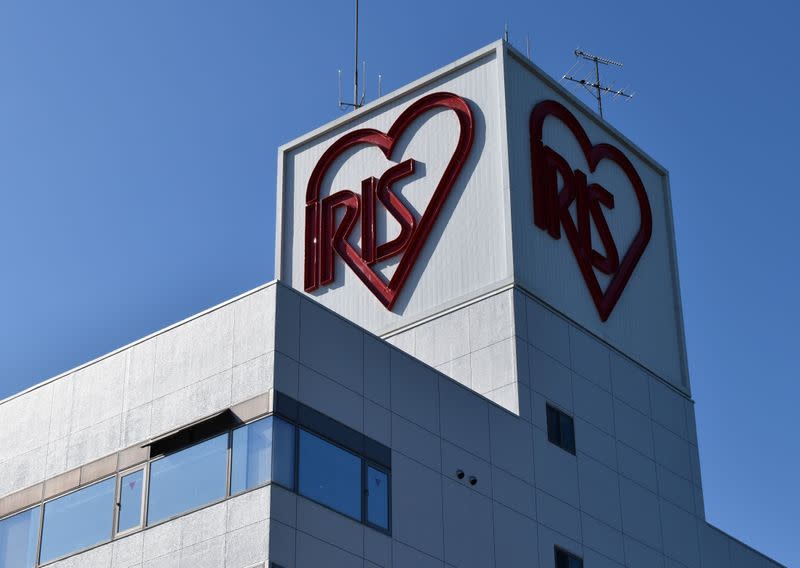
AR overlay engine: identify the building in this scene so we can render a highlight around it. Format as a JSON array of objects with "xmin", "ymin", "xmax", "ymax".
[{"xmin": 0, "ymin": 41, "xmax": 785, "ymax": 568}]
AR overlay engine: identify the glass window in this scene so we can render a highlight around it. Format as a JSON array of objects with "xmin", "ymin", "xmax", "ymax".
[
  {"xmin": 231, "ymin": 417, "xmax": 295, "ymax": 495},
  {"xmin": 546, "ymin": 404, "xmax": 576, "ymax": 454},
  {"xmin": 555, "ymin": 547, "xmax": 583, "ymax": 568},
  {"xmin": 560, "ymin": 411, "xmax": 576, "ymax": 453},
  {"xmin": 298, "ymin": 430, "xmax": 361, "ymax": 520},
  {"xmin": 546, "ymin": 404, "xmax": 560, "ymax": 444},
  {"xmin": 272, "ymin": 418, "xmax": 296, "ymax": 489},
  {"xmin": 147, "ymin": 433, "xmax": 228, "ymax": 525},
  {"xmin": 117, "ymin": 469, "xmax": 144, "ymax": 533},
  {"xmin": 232, "ymin": 418, "xmax": 271, "ymax": 493},
  {"xmin": 366, "ymin": 466, "xmax": 389, "ymax": 530},
  {"xmin": 40, "ymin": 478, "xmax": 115, "ymax": 564},
  {"xmin": 0, "ymin": 507, "xmax": 40, "ymax": 568}
]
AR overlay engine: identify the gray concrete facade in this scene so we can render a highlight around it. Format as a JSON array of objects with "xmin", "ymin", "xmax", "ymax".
[{"xmin": 0, "ymin": 282, "xmax": 784, "ymax": 567}]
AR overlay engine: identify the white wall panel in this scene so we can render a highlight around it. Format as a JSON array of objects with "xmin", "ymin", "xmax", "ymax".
[
  {"xmin": 277, "ymin": 45, "xmax": 512, "ymax": 335},
  {"xmin": 503, "ymin": 50, "xmax": 689, "ymax": 391}
]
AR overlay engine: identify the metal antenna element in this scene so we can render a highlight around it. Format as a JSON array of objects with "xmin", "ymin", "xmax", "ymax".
[
  {"xmin": 338, "ymin": 70, "xmax": 343, "ymax": 109},
  {"xmin": 525, "ymin": 35, "xmax": 531, "ymax": 60},
  {"xmin": 504, "ymin": 23, "xmax": 509, "ymax": 42},
  {"xmin": 361, "ymin": 60, "xmax": 366, "ymax": 105},
  {"xmin": 354, "ymin": 0, "xmax": 359, "ymax": 106},
  {"xmin": 378, "ymin": 74, "xmax": 383, "ymax": 98},
  {"xmin": 562, "ymin": 49, "xmax": 634, "ymax": 119},
  {"xmin": 339, "ymin": 0, "xmax": 364, "ymax": 110}
]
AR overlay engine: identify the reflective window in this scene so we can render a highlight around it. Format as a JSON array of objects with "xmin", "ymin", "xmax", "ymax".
[
  {"xmin": 0, "ymin": 507, "xmax": 40, "ymax": 568},
  {"xmin": 273, "ymin": 418, "xmax": 296, "ymax": 488},
  {"xmin": 231, "ymin": 417, "xmax": 295, "ymax": 495},
  {"xmin": 117, "ymin": 469, "xmax": 144, "ymax": 533},
  {"xmin": 147, "ymin": 433, "xmax": 228, "ymax": 525},
  {"xmin": 40, "ymin": 477, "xmax": 115, "ymax": 564},
  {"xmin": 366, "ymin": 466, "xmax": 389, "ymax": 530},
  {"xmin": 298, "ymin": 430, "xmax": 361, "ymax": 520},
  {"xmin": 232, "ymin": 418, "xmax": 271, "ymax": 493},
  {"xmin": 0, "ymin": 409, "xmax": 392, "ymax": 567},
  {"xmin": 546, "ymin": 404, "xmax": 576, "ymax": 454}
]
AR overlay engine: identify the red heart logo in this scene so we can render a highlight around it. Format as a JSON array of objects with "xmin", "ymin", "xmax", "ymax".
[
  {"xmin": 529, "ymin": 100, "xmax": 653, "ymax": 321},
  {"xmin": 304, "ymin": 92, "xmax": 474, "ymax": 310}
]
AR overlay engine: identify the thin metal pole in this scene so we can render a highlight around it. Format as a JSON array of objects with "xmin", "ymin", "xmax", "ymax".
[
  {"xmin": 354, "ymin": 0, "xmax": 359, "ymax": 108},
  {"xmin": 595, "ymin": 58, "xmax": 603, "ymax": 118}
]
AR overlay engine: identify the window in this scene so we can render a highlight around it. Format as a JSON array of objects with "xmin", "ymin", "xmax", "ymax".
[
  {"xmin": 555, "ymin": 546, "xmax": 583, "ymax": 568},
  {"xmin": 272, "ymin": 417, "xmax": 297, "ymax": 489},
  {"xmin": 231, "ymin": 417, "xmax": 296, "ymax": 495},
  {"xmin": 546, "ymin": 404, "xmax": 576, "ymax": 454},
  {"xmin": 39, "ymin": 477, "xmax": 115, "ymax": 564},
  {"xmin": 117, "ymin": 469, "xmax": 144, "ymax": 533},
  {"xmin": 0, "ymin": 401, "xmax": 392, "ymax": 566},
  {"xmin": 0, "ymin": 506, "xmax": 40, "ymax": 568},
  {"xmin": 366, "ymin": 465, "xmax": 389, "ymax": 530},
  {"xmin": 298, "ymin": 430, "xmax": 362, "ymax": 520},
  {"xmin": 147, "ymin": 433, "xmax": 228, "ymax": 525}
]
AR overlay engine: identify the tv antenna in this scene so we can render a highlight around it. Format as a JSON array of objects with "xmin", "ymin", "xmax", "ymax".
[
  {"xmin": 562, "ymin": 49, "xmax": 634, "ymax": 119},
  {"xmin": 339, "ymin": 0, "xmax": 367, "ymax": 110}
]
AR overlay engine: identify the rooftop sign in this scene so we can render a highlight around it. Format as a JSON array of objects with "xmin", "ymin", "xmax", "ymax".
[{"xmin": 277, "ymin": 41, "xmax": 689, "ymax": 391}]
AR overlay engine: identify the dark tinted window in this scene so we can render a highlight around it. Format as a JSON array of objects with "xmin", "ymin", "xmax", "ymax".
[
  {"xmin": 272, "ymin": 417, "xmax": 297, "ymax": 488},
  {"xmin": 298, "ymin": 430, "xmax": 361, "ymax": 520},
  {"xmin": 147, "ymin": 433, "xmax": 228, "ymax": 525},
  {"xmin": 555, "ymin": 547, "xmax": 583, "ymax": 568},
  {"xmin": 231, "ymin": 417, "xmax": 296, "ymax": 494},
  {"xmin": 366, "ymin": 466, "xmax": 389, "ymax": 530},
  {"xmin": 0, "ymin": 507, "xmax": 40, "ymax": 568},
  {"xmin": 117, "ymin": 469, "xmax": 144, "ymax": 533},
  {"xmin": 546, "ymin": 404, "xmax": 576, "ymax": 454},
  {"xmin": 40, "ymin": 477, "xmax": 115, "ymax": 563}
]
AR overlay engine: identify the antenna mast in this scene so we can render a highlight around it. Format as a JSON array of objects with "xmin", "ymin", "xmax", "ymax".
[
  {"xmin": 563, "ymin": 49, "xmax": 634, "ymax": 119},
  {"xmin": 353, "ymin": 0, "xmax": 359, "ymax": 108},
  {"xmin": 339, "ymin": 0, "xmax": 367, "ymax": 110}
]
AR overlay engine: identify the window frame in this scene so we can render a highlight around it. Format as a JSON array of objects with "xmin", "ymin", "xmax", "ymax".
[
  {"xmin": 292, "ymin": 424, "xmax": 392, "ymax": 535},
  {"xmin": 0, "ymin": 503, "xmax": 42, "ymax": 568},
  {"xmin": 546, "ymin": 403, "xmax": 576, "ymax": 455},
  {"xmin": 296, "ymin": 428, "xmax": 364, "ymax": 523},
  {"xmin": 144, "ymin": 429, "xmax": 231, "ymax": 528},
  {"xmin": 37, "ymin": 475, "xmax": 117, "ymax": 566},
  {"xmin": 225, "ymin": 428, "xmax": 233, "ymax": 498},
  {"xmin": 113, "ymin": 465, "xmax": 148, "ymax": 538},
  {"xmin": 272, "ymin": 415, "xmax": 297, "ymax": 492},
  {"xmin": 362, "ymin": 459, "xmax": 391, "ymax": 534},
  {"xmin": 0, "ymin": 407, "xmax": 392, "ymax": 567},
  {"xmin": 230, "ymin": 415, "xmax": 297, "ymax": 497}
]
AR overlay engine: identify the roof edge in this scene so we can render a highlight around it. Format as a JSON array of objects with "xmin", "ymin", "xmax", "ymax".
[{"xmin": 0, "ymin": 281, "xmax": 280, "ymax": 407}]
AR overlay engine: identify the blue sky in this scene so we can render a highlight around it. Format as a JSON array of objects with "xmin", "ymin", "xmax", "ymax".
[{"xmin": 0, "ymin": 1, "xmax": 797, "ymax": 564}]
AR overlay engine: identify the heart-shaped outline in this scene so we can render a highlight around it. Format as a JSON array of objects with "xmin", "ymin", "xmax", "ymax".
[
  {"xmin": 304, "ymin": 92, "xmax": 474, "ymax": 310},
  {"xmin": 529, "ymin": 100, "xmax": 653, "ymax": 321}
]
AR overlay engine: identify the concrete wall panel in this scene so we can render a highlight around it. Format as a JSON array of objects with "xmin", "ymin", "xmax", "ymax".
[{"xmin": 0, "ymin": 283, "xmax": 783, "ymax": 568}]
